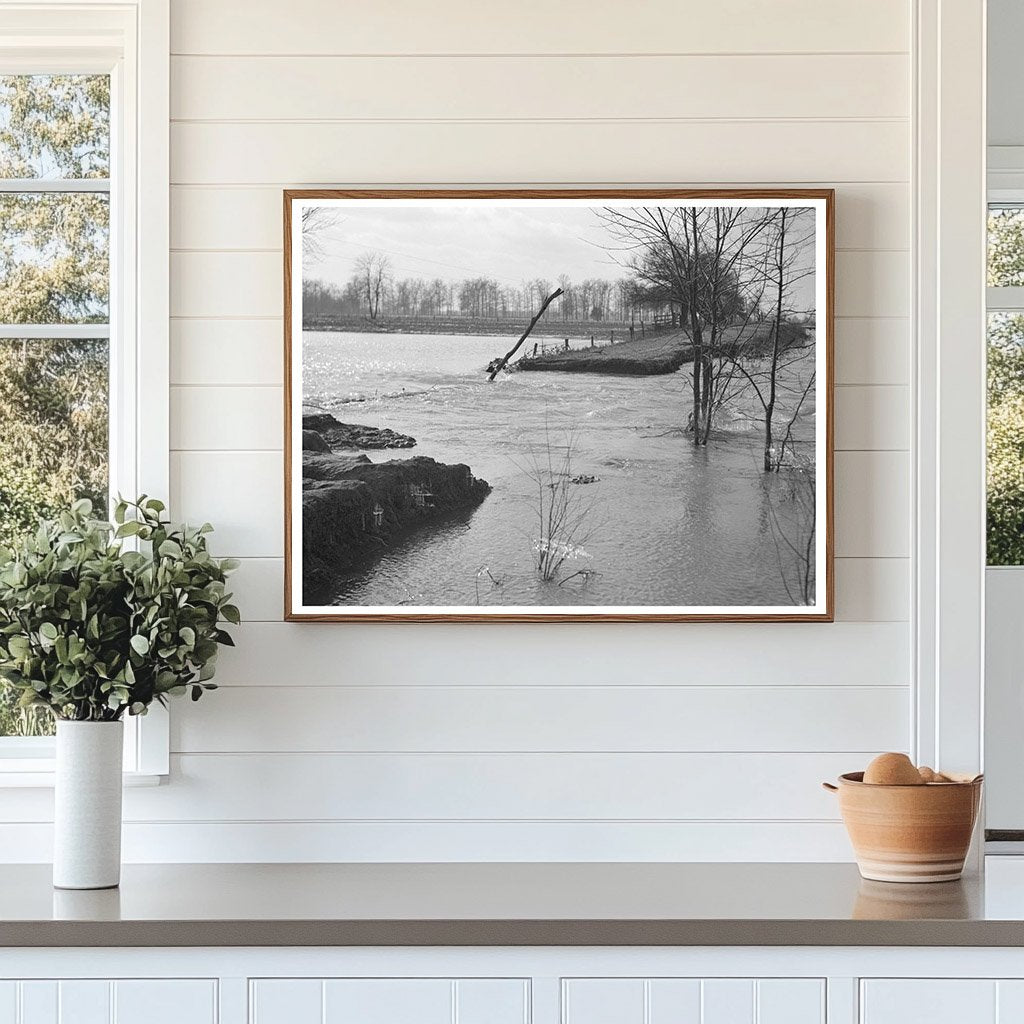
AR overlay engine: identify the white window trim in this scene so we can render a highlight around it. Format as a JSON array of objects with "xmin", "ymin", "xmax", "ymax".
[
  {"xmin": 0, "ymin": 0, "xmax": 169, "ymax": 783},
  {"xmin": 914, "ymin": 0, "xmax": 987, "ymax": 816}
]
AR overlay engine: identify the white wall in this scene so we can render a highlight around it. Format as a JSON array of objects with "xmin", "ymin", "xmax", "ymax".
[{"xmin": 3, "ymin": 0, "xmax": 915, "ymax": 862}]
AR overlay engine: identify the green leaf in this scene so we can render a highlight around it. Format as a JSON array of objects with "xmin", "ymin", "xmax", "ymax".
[
  {"xmin": 39, "ymin": 622, "xmax": 58, "ymax": 641},
  {"xmin": 130, "ymin": 634, "xmax": 150, "ymax": 656},
  {"xmin": 8, "ymin": 635, "xmax": 30, "ymax": 657},
  {"xmin": 158, "ymin": 539, "xmax": 183, "ymax": 559},
  {"xmin": 220, "ymin": 604, "xmax": 241, "ymax": 625}
]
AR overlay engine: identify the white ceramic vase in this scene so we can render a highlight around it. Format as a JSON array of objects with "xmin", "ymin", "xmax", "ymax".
[{"xmin": 53, "ymin": 720, "xmax": 124, "ymax": 890}]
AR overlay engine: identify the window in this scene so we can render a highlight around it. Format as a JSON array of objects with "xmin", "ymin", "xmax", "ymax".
[
  {"xmin": 0, "ymin": 74, "xmax": 111, "ymax": 738},
  {"xmin": 987, "ymin": 206, "xmax": 1024, "ymax": 565},
  {"xmin": 0, "ymin": 3, "xmax": 169, "ymax": 777}
]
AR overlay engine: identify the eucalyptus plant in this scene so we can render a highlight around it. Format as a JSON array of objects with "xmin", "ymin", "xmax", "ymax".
[{"xmin": 0, "ymin": 497, "xmax": 239, "ymax": 722}]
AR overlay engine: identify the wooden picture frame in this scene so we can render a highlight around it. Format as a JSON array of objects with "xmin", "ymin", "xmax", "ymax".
[{"xmin": 284, "ymin": 189, "xmax": 834, "ymax": 622}]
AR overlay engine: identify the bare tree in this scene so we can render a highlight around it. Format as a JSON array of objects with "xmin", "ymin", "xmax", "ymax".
[
  {"xmin": 301, "ymin": 207, "xmax": 344, "ymax": 272},
  {"xmin": 713, "ymin": 208, "xmax": 817, "ymax": 470},
  {"xmin": 598, "ymin": 205, "xmax": 774, "ymax": 445},
  {"xmin": 353, "ymin": 251, "xmax": 391, "ymax": 320}
]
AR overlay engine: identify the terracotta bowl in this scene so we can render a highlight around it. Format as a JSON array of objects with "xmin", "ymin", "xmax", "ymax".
[{"xmin": 823, "ymin": 772, "xmax": 983, "ymax": 883}]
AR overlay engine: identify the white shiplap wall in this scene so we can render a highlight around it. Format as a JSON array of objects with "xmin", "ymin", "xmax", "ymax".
[{"xmin": 1, "ymin": 0, "xmax": 915, "ymax": 862}]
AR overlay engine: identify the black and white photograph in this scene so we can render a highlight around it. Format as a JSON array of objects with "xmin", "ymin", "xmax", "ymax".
[{"xmin": 285, "ymin": 191, "xmax": 833, "ymax": 621}]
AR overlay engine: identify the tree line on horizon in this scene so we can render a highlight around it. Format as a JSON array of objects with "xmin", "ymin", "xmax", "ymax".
[{"xmin": 303, "ymin": 260, "xmax": 671, "ymax": 325}]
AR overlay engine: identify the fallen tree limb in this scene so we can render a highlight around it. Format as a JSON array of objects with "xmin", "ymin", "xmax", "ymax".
[{"xmin": 486, "ymin": 288, "xmax": 564, "ymax": 381}]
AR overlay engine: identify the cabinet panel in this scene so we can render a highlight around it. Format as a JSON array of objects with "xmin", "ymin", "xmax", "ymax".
[
  {"xmin": 251, "ymin": 979, "xmax": 322, "ymax": 1024},
  {"xmin": 648, "ymin": 980, "xmax": 702, "ymax": 1022},
  {"xmin": 251, "ymin": 979, "xmax": 528, "ymax": 1024},
  {"xmin": 113, "ymin": 981, "xmax": 217, "ymax": 1024},
  {"xmin": 0, "ymin": 983, "xmax": 15, "ymax": 1024},
  {"xmin": 998, "ymin": 981, "xmax": 1024, "ymax": 1022},
  {"xmin": 323, "ymin": 980, "xmax": 451, "ymax": 1024},
  {"xmin": 757, "ymin": 980, "xmax": 825, "ymax": 1024},
  {"xmin": 58, "ymin": 982, "xmax": 110, "ymax": 1024},
  {"xmin": 18, "ymin": 983, "xmax": 56, "ymax": 1024},
  {"xmin": 702, "ymin": 979, "xmax": 754, "ymax": 1024},
  {"xmin": 563, "ymin": 980, "xmax": 645, "ymax": 1024},
  {"xmin": 861, "ymin": 981, "xmax": 997, "ymax": 1023},
  {"xmin": 563, "ymin": 978, "xmax": 824, "ymax": 1024},
  {"xmin": 456, "ymin": 980, "xmax": 529, "ymax": 1024},
  {"xmin": 0, "ymin": 981, "xmax": 216, "ymax": 1024}
]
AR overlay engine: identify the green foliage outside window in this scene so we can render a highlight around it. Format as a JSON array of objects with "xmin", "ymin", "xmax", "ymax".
[
  {"xmin": 988, "ymin": 208, "xmax": 1024, "ymax": 565},
  {"xmin": 0, "ymin": 75, "xmax": 110, "ymax": 736}
]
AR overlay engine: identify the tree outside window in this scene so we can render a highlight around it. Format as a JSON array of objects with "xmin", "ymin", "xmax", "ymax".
[
  {"xmin": 987, "ymin": 208, "xmax": 1024, "ymax": 566},
  {"xmin": 0, "ymin": 75, "xmax": 110, "ymax": 736}
]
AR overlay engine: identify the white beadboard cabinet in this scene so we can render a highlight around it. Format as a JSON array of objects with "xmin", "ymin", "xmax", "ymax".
[
  {"xmin": 860, "ymin": 980, "xmax": 1024, "ymax": 1023},
  {"xmin": 0, "ymin": 979, "xmax": 218, "ymax": 1024},
  {"xmin": 5, "ymin": 950, "xmax": 1024, "ymax": 1024}
]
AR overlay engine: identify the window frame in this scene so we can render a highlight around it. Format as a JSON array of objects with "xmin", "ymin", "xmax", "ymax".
[{"xmin": 0, "ymin": 0, "xmax": 169, "ymax": 783}]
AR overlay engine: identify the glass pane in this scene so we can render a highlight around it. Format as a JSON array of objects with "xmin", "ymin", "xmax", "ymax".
[
  {"xmin": 988, "ymin": 206, "xmax": 1024, "ymax": 288},
  {"xmin": 0, "ymin": 74, "xmax": 109, "ymax": 179},
  {"xmin": 0, "ymin": 337, "xmax": 108, "ymax": 738},
  {"xmin": 988, "ymin": 312, "xmax": 1024, "ymax": 565},
  {"xmin": 0, "ymin": 191, "xmax": 109, "ymax": 324}
]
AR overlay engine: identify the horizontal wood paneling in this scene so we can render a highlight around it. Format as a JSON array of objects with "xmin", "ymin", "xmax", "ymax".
[
  {"xmin": 171, "ymin": 386, "xmax": 281, "ymax": 450},
  {"xmin": 170, "ymin": 183, "xmax": 909, "ymax": 251},
  {"xmin": 170, "ymin": 0, "xmax": 910, "ymax": 56},
  {"xmin": 170, "ymin": 319, "xmax": 282, "ymax": 386},
  {"xmin": 168, "ymin": 383, "xmax": 906, "ymax": 453},
  {"xmin": 171, "ymin": 54, "xmax": 909, "ymax": 121},
  {"xmin": 0, "ymin": 819, "xmax": 856, "ymax": 862},
  {"xmin": 171, "ymin": 685, "xmax": 909, "ymax": 754},
  {"xmin": 834, "ymin": 385, "xmax": 910, "ymax": 450},
  {"xmin": 834, "ymin": 318, "xmax": 910, "ymax": 386},
  {"xmin": 834, "ymin": 452, "xmax": 910, "ymax": 558},
  {"xmin": 208, "ymin": 621, "xmax": 910, "ymax": 687},
  {"xmin": 0, "ymin": 753, "xmax": 869, "ymax": 823},
  {"xmin": 113, "ymin": 752, "xmax": 859, "ymax": 821},
  {"xmin": 3, "ymin": 0, "xmax": 910, "ymax": 865},
  {"xmin": 170, "ymin": 249, "xmax": 908, "ymax": 319},
  {"xmin": 832, "ymin": 557, "xmax": 909, "ymax": 621},
  {"xmin": 170, "ymin": 449, "xmax": 909, "ymax": 558},
  {"xmin": 170, "ymin": 451, "xmax": 283, "ymax": 556},
  {"xmin": 170, "ymin": 121, "xmax": 909, "ymax": 186},
  {"xmin": 225, "ymin": 555, "xmax": 909, "ymax": 623}
]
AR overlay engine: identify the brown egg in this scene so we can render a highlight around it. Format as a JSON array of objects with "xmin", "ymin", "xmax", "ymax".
[
  {"xmin": 863, "ymin": 752, "xmax": 926, "ymax": 786},
  {"xmin": 918, "ymin": 765, "xmax": 939, "ymax": 783}
]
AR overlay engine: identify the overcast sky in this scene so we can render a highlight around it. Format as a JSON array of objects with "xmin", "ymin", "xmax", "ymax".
[
  {"xmin": 305, "ymin": 206, "xmax": 628, "ymax": 287},
  {"xmin": 303, "ymin": 204, "xmax": 817, "ymax": 309}
]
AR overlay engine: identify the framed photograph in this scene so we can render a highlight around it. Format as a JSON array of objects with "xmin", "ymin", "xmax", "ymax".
[{"xmin": 284, "ymin": 189, "xmax": 833, "ymax": 622}]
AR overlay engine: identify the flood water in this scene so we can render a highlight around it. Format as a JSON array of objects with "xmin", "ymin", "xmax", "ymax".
[{"xmin": 302, "ymin": 331, "xmax": 816, "ymax": 609}]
